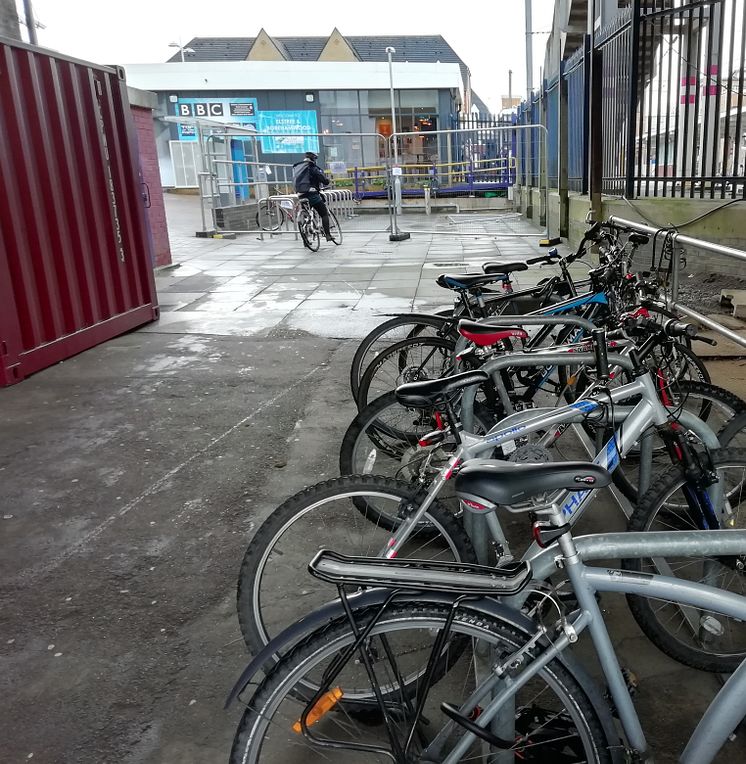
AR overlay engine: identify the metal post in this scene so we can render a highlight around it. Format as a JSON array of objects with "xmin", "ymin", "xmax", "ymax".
[
  {"xmin": 525, "ymin": 0, "xmax": 533, "ymax": 102},
  {"xmin": 386, "ymin": 46, "xmax": 409, "ymax": 241},
  {"xmin": 625, "ymin": 0, "xmax": 642, "ymax": 199},
  {"xmin": 508, "ymin": 69, "xmax": 513, "ymax": 109},
  {"xmin": 558, "ymin": 60, "xmax": 569, "ymax": 238},
  {"xmin": 22, "ymin": 0, "xmax": 37, "ymax": 45},
  {"xmin": 588, "ymin": 45, "xmax": 604, "ymax": 220},
  {"xmin": 387, "ymin": 47, "xmax": 401, "ymax": 210}
]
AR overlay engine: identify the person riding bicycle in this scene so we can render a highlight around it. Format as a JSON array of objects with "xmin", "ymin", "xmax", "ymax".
[{"xmin": 292, "ymin": 151, "xmax": 334, "ymax": 242}]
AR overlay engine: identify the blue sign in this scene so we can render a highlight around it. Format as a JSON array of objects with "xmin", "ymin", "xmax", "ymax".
[
  {"xmin": 175, "ymin": 97, "xmax": 258, "ymax": 141},
  {"xmin": 256, "ymin": 110, "xmax": 319, "ymax": 154}
]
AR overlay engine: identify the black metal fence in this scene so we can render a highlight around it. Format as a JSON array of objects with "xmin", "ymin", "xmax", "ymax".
[
  {"xmin": 519, "ymin": 0, "xmax": 746, "ymax": 200},
  {"xmin": 565, "ymin": 39, "xmax": 589, "ymax": 193}
]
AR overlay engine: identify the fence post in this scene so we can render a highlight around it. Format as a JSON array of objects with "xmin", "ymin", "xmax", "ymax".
[
  {"xmin": 581, "ymin": 34, "xmax": 591, "ymax": 196},
  {"xmin": 558, "ymin": 61, "xmax": 569, "ymax": 238},
  {"xmin": 588, "ymin": 44, "xmax": 604, "ymax": 219},
  {"xmin": 625, "ymin": 0, "xmax": 642, "ymax": 198}
]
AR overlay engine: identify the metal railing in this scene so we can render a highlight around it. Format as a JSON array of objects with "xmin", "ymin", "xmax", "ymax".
[{"xmin": 609, "ymin": 215, "xmax": 746, "ymax": 349}]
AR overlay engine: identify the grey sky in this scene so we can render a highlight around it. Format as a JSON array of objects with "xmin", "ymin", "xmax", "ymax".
[{"xmin": 21, "ymin": 0, "xmax": 555, "ymax": 112}]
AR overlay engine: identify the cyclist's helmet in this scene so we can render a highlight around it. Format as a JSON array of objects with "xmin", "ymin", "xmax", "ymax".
[{"xmin": 305, "ymin": 151, "xmax": 318, "ymax": 161}]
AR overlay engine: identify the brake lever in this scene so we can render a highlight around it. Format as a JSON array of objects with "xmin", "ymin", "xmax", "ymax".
[{"xmin": 693, "ymin": 335, "xmax": 718, "ymax": 346}]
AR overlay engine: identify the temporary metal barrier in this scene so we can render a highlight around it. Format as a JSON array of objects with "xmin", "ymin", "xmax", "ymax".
[
  {"xmin": 609, "ymin": 215, "xmax": 746, "ymax": 350},
  {"xmin": 183, "ymin": 127, "xmax": 393, "ymax": 236},
  {"xmin": 0, "ymin": 37, "xmax": 158, "ymax": 386},
  {"xmin": 388, "ymin": 125, "xmax": 550, "ymax": 240}
]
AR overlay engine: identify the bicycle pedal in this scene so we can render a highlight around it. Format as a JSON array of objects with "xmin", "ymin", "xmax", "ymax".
[{"xmin": 622, "ymin": 667, "xmax": 639, "ymax": 696}]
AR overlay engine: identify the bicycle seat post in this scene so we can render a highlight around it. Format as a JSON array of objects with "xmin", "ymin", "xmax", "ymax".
[{"xmin": 438, "ymin": 395, "xmax": 463, "ymax": 446}]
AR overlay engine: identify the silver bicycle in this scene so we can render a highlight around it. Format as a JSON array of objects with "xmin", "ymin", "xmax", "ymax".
[
  {"xmin": 236, "ymin": 329, "xmax": 746, "ymax": 675},
  {"xmin": 228, "ymin": 458, "xmax": 746, "ymax": 763}
]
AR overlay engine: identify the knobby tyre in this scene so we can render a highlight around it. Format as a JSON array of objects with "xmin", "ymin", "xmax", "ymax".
[
  {"xmin": 623, "ymin": 447, "xmax": 746, "ymax": 672},
  {"xmin": 610, "ymin": 381, "xmax": 746, "ymax": 504}
]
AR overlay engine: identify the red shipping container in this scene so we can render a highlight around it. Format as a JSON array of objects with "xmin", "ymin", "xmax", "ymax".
[{"xmin": 0, "ymin": 38, "xmax": 159, "ymax": 386}]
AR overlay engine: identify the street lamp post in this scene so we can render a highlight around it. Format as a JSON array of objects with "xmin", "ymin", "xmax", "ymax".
[
  {"xmin": 385, "ymin": 46, "xmax": 409, "ymax": 239},
  {"xmin": 169, "ymin": 40, "xmax": 195, "ymax": 62}
]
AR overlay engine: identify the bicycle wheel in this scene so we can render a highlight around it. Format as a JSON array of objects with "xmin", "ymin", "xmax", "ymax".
[
  {"xmin": 236, "ymin": 475, "xmax": 475, "ymax": 660},
  {"xmin": 624, "ymin": 447, "xmax": 746, "ymax": 672},
  {"xmin": 327, "ymin": 208, "xmax": 342, "ymax": 245},
  {"xmin": 256, "ymin": 200, "xmax": 286, "ymax": 231},
  {"xmin": 340, "ymin": 390, "xmax": 495, "ymax": 487},
  {"xmin": 299, "ymin": 209, "xmax": 320, "ymax": 251},
  {"xmin": 350, "ymin": 315, "xmax": 456, "ymax": 405},
  {"xmin": 231, "ymin": 602, "xmax": 613, "ymax": 763},
  {"xmin": 611, "ymin": 381, "xmax": 746, "ymax": 503},
  {"xmin": 357, "ymin": 336, "xmax": 456, "ymax": 411}
]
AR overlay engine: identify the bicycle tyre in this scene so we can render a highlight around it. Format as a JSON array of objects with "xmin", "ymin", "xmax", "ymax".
[
  {"xmin": 236, "ymin": 474, "xmax": 475, "ymax": 660},
  {"xmin": 231, "ymin": 602, "xmax": 613, "ymax": 764},
  {"xmin": 349, "ymin": 315, "xmax": 456, "ymax": 405},
  {"xmin": 327, "ymin": 208, "xmax": 342, "ymax": 245},
  {"xmin": 356, "ymin": 335, "xmax": 457, "ymax": 411},
  {"xmin": 299, "ymin": 209, "xmax": 320, "ymax": 251},
  {"xmin": 611, "ymin": 380, "xmax": 746, "ymax": 503},
  {"xmin": 256, "ymin": 200, "xmax": 286, "ymax": 231},
  {"xmin": 624, "ymin": 447, "xmax": 746, "ymax": 672}
]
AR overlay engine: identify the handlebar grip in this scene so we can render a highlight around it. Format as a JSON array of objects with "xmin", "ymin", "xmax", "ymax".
[
  {"xmin": 591, "ymin": 328, "xmax": 610, "ymax": 381},
  {"xmin": 664, "ymin": 319, "xmax": 698, "ymax": 338}
]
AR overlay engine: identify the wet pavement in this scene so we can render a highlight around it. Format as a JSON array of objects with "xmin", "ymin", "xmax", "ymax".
[{"xmin": 1, "ymin": 194, "xmax": 745, "ymax": 763}]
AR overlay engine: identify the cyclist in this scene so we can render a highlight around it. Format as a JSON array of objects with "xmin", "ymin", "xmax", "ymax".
[{"xmin": 292, "ymin": 151, "xmax": 334, "ymax": 243}]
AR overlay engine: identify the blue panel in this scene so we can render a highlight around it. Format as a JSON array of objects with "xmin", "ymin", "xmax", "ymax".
[{"xmin": 256, "ymin": 111, "xmax": 320, "ymax": 153}]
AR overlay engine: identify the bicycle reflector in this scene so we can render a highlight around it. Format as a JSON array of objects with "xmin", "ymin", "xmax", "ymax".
[
  {"xmin": 418, "ymin": 429, "xmax": 447, "ymax": 447},
  {"xmin": 293, "ymin": 687, "xmax": 344, "ymax": 733}
]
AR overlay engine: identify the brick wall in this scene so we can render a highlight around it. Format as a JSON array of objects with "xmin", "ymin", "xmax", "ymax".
[{"xmin": 130, "ymin": 105, "xmax": 172, "ymax": 268}]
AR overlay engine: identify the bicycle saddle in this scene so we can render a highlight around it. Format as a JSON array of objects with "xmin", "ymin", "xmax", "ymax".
[
  {"xmin": 481, "ymin": 261, "xmax": 530, "ymax": 275},
  {"xmin": 436, "ymin": 273, "xmax": 510, "ymax": 290},
  {"xmin": 458, "ymin": 319, "xmax": 528, "ymax": 347},
  {"xmin": 396, "ymin": 370, "xmax": 488, "ymax": 408},
  {"xmin": 455, "ymin": 459, "xmax": 612, "ymax": 508}
]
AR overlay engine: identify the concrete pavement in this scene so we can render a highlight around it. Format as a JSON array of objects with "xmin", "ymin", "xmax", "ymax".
[{"xmin": 0, "ymin": 194, "xmax": 744, "ymax": 763}]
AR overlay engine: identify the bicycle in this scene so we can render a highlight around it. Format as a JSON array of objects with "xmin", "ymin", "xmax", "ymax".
[
  {"xmin": 353, "ymin": 242, "xmax": 699, "ymax": 410},
  {"xmin": 348, "ymin": 220, "xmax": 663, "ymax": 404},
  {"xmin": 228, "ymin": 456, "xmax": 746, "ymax": 763},
  {"xmin": 235, "ymin": 327, "xmax": 746, "ymax": 673},
  {"xmin": 256, "ymin": 196, "xmax": 297, "ymax": 232},
  {"xmin": 297, "ymin": 194, "xmax": 343, "ymax": 251}
]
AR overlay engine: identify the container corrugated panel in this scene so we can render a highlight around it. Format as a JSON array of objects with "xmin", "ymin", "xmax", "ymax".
[{"xmin": 0, "ymin": 38, "xmax": 159, "ymax": 386}]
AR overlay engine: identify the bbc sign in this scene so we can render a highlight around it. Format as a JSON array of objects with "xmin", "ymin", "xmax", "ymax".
[{"xmin": 177, "ymin": 101, "xmax": 256, "ymax": 118}]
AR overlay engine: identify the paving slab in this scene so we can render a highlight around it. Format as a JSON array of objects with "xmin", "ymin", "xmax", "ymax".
[{"xmin": 4, "ymin": 193, "xmax": 746, "ymax": 763}]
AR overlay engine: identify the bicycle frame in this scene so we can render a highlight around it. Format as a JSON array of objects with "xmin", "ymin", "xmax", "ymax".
[
  {"xmin": 300, "ymin": 527, "xmax": 746, "ymax": 763},
  {"xmin": 422, "ymin": 528, "xmax": 746, "ymax": 763},
  {"xmin": 382, "ymin": 358, "xmax": 722, "ymax": 563}
]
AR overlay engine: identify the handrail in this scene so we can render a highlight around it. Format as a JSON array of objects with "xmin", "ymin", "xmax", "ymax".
[{"xmin": 607, "ymin": 215, "xmax": 746, "ymax": 350}]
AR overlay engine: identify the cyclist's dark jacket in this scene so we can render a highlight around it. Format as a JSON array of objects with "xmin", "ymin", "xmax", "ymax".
[{"xmin": 293, "ymin": 160, "xmax": 329, "ymax": 195}]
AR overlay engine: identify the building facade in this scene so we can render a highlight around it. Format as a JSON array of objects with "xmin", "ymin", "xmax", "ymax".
[{"xmin": 124, "ymin": 30, "xmax": 485, "ymax": 189}]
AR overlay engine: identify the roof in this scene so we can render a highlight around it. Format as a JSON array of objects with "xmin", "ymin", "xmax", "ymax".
[
  {"xmin": 123, "ymin": 61, "xmax": 464, "ymax": 94},
  {"xmin": 164, "ymin": 33, "xmax": 489, "ymax": 112},
  {"xmin": 168, "ymin": 34, "xmax": 465, "ymax": 66}
]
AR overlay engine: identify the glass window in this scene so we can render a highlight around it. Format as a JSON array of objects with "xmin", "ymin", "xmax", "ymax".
[
  {"xmin": 321, "ymin": 115, "xmax": 361, "ymax": 134},
  {"xmin": 399, "ymin": 90, "xmax": 438, "ymax": 108},
  {"xmin": 319, "ymin": 90, "xmax": 359, "ymax": 114},
  {"xmin": 362, "ymin": 90, "xmax": 399, "ymax": 110}
]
